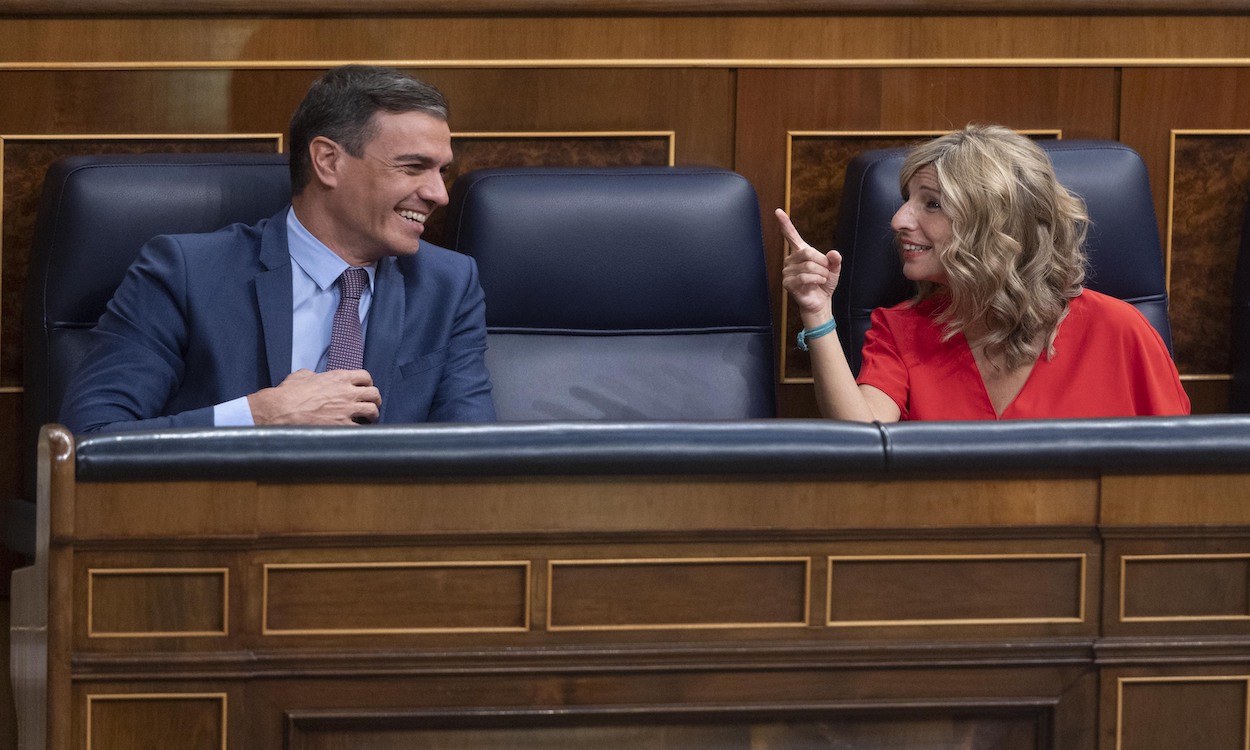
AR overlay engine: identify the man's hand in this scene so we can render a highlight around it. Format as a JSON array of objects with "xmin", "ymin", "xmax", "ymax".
[{"xmin": 247, "ymin": 369, "xmax": 381, "ymax": 425}]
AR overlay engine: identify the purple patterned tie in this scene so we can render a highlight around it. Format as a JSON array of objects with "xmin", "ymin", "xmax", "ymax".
[{"xmin": 326, "ymin": 267, "xmax": 367, "ymax": 371}]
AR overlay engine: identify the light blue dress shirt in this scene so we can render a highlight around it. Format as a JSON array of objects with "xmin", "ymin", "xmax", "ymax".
[{"xmin": 213, "ymin": 207, "xmax": 376, "ymax": 426}]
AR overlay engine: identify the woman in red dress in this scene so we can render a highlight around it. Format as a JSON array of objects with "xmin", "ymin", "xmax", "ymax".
[{"xmin": 778, "ymin": 124, "xmax": 1190, "ymax": 422}]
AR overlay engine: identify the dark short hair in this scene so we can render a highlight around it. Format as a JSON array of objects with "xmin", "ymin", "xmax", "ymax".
[{"xmin": 288, "ymin": 65, "xmax": 450, "ymax": 194}]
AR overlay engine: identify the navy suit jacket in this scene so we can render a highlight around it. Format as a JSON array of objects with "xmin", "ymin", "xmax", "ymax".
[{"xmin": 60, "ymin": 209, "xmax": 496, "ymax": 433}]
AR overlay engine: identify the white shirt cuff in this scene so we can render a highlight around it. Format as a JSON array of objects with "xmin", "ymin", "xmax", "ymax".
[{"xmin": 213, "ymin": 396, "xmax": 255, "ymax": 427}]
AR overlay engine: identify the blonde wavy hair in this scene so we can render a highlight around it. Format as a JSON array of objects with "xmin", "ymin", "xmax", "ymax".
[{"xmin": 900, "ymin": 124, "xmax": 1089, "ymax": 370}]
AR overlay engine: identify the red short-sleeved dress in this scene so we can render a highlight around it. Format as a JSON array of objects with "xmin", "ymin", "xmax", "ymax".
[{"xmin": 856, "ymin": 289, "xmax": 1191, "ymax": 420}]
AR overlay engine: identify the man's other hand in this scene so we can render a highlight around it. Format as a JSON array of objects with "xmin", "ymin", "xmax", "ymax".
[{"xmin": 247, "ymin": 368, "xmax": 381, "ymax": 425}]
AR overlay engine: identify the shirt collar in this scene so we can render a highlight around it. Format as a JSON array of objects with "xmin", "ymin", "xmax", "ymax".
[{"xmin": 286, "ymin": 206, "xmax": 376, "ymax": 291}]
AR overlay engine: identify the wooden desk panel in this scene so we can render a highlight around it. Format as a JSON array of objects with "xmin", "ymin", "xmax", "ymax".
[{"xmin": 18, "ymin": 425, "xmax": 1250, "ymax": 749}]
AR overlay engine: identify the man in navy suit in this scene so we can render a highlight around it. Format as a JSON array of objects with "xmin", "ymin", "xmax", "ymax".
[{"xmin": 60, "ymin": 65, "xmax": 495, "ymax": 433}]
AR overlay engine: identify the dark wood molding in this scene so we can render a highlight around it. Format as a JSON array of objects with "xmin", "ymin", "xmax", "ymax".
[{"xmin": 3, "ymin": 0, "xmax": 1248, "ymax": 16}]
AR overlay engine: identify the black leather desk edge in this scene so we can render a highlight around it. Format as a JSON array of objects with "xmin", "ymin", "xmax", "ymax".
[
  {"xmin": 70, "ymin": 420, "xmax": 885, "ymax": 481},
  {"xmin": 67, "ymin": 416, "xmax": 1250, "ymax": 482},
  {"xmin": 880, "ymin": 415, "xmax": 1249, "ymax": 472}
]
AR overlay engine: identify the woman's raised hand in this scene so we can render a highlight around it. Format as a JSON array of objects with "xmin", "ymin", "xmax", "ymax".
[{"xmin": 777, "ymin": 209, "xmax": 842, "ymax": 317}]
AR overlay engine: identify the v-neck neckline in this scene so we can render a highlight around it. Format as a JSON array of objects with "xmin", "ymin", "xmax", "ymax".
[{"xmin": 960, "ymin": 334, "xmax": 1042, "ymax": 419}]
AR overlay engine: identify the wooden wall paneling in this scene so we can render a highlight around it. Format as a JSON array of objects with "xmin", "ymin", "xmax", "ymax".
[
  {"xmin": 1120, "ymin": 68, "xmax": 1250, "ymax": 413},
  {"xmin": 734, "ymin": 67, "xmax": 1117, "ymax": 415},
  {"xmin": 70, "ymin": 549, "xmax": 263, "ymax": 660},
  {"xmin": 30, "ymin": 416, "xmax": 1136, "ymax": 749},
  {"xmin": 4, "ymin": 16, "xmax": 1250, "ymax": 66},
  {"xmin": 87, "ymin": 567, "xmax": 230, "ymax": 639},
  {"xmin": 7, "ymin": 1, "xmax": 1250, "ymax": 16},
  {"xmin": 262, "ymin": 560, "xmax": 531, "ymax": 635},
  {"xmin": 65, "ymin": 541, "xmax": 1103, "ymax": 673},
  {"xmin": 1101, "ymin": 536, "xmax": 1250, "ymax": 640},
  {"xmin": 0, "ymin": 70, "xmax": 257, "ymax": 135},
  {"xmin": 1121, "ymin": 554, "xmax": 1250, "ymax": 624},
  {"xmin": 814, "ymin": 537, "xmax": 1100, "ymax": 644},
  {"xmin": 421, "ymin": 69, "xmax": 732, "ymax": 145},
  {"xmin": 5, "ymin": 11, "xmax": 1250, "ymax": 747},
  {"xmin": 83, "ymin": 692, "xmax": 228, "ymax": 750},
  {"xmin": 1102, "ymin": 672, "xmax": 1250, "ymax": 750},
  {"xmin": 826, "ymin": 553, "xmax": 1086, "ymax": 627},
  {"xmin": 243, "ymin": 476, "xmax": 1098, "ymax": 539},
  {"xmin": 1101, "ymin": 473, "xmax": 1250, "ymax": 528},
  {"xmin": 546, "ymin": 557, "xmax": 810, "ymax": 631},
  {"xmin": 218, "ymin": 68, "xmax": 733, "ymax": 167}
]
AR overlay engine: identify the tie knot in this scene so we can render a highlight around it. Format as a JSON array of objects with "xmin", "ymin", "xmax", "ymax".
[{"xmin": 339, "ymin": 267, "xmax": 367, "ymax": 301}]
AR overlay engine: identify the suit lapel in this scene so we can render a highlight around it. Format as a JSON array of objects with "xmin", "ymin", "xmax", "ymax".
[
  {"xmin": 364, "ymin": 256, "xmax": 404, "ymax": 419},
  {"xmin": 255, "ymin": 213, "xmax": 294, "ymax": 387}
]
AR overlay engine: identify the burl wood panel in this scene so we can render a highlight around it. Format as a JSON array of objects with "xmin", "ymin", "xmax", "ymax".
[
  {"xmin": 85, "ymin": 694, "xmax": 225, "ymax": 750},
  {"xmin": 88, "ymin": 569, "xmax": 227, "ymax": 637},
  {"xmin": 827, "ymin": 555, "xmax": 1085, "ymax": 626},
  {"xmin": 263, "ymin": 562, "xmax": 529, "ymax": 634},
  {"xmin": 547, "ymin": 558, "xmax": 808, "ymax": 630},
  {"xmin": 1120, "ymin": 68, "xmax": 1250, "ymax": 390},
  {"xmin": 422, "ymin": 133, "xmax": 672, "ymax": 246},
  {"xmin": 1165, "ymin": 133, "xmax": 1250, "ymax": 375}
]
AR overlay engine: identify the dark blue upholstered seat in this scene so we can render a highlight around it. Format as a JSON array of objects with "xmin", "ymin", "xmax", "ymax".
[
  {"xmin": 833, "ymin": 140, "xmax": 1174, "ymax": 375},
  {"xmin": 443, "ymin": 166, "xmax": 776, "ymax": 420},
  {"xmin": 14, "ymin": 152, "xmax": 291, "ymax": 554}
]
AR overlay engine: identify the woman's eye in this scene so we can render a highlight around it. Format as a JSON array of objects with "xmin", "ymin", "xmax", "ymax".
[{"xmin": 926, "ymin": 200, "xmax": 942, "ymax": 210}]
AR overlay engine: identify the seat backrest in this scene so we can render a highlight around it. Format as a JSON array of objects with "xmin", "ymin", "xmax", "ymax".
[
  {"xmin": 22, "ymin": 152, "xmax": 291, "ymax": 494},
  {"xmin": 833, "ymin": 140, "xmax": 1173, "ymax": 375},
  {"xmin": 443, "ymin": 166, "xmax": 776, "ymax": 420}
]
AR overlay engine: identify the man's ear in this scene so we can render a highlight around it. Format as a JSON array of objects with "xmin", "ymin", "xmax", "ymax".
[{"xmin": 308, "ymin": 136, "xmax": 341, "ymax": 189}]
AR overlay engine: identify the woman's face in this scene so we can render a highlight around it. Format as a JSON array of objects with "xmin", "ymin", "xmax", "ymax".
[{"xmin": 891, "ymin": 165, "xmax": 953, "ymax": 285}]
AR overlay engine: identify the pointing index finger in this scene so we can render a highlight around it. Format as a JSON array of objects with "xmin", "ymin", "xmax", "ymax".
[{"xmin": 774, "ymin": 208, "xmax": 811, "ymax": 252}]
